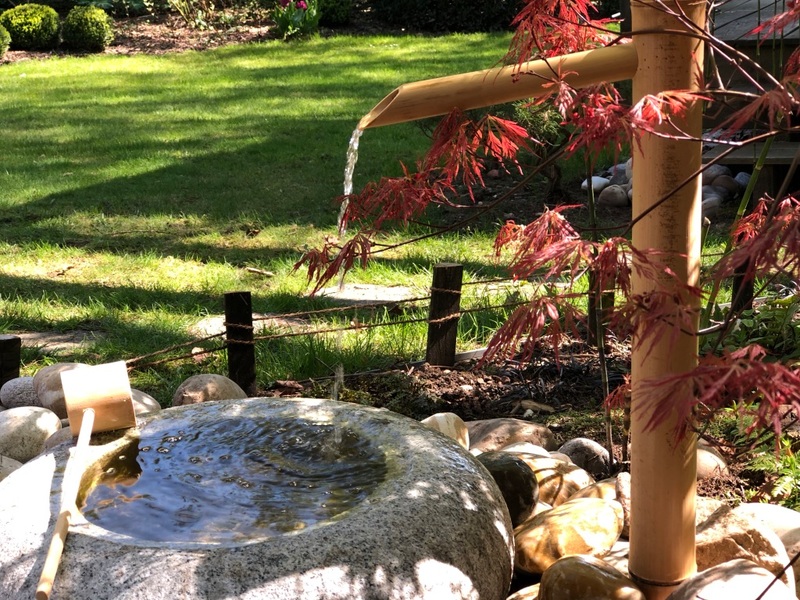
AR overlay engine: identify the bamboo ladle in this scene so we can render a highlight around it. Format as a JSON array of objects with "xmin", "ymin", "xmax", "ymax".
[{"xmin": 35, "ymin": 361, "xmax": 138, "ymax": 600}]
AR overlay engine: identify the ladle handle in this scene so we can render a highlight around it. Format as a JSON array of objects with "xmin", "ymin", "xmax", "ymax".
[{"xmin": 35, "ymin": 408, "xmax": 95, "ymax": 600}]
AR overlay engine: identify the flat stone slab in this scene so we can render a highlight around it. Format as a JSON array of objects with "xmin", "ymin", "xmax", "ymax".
[{"xmin": 0, "ymin": 398, "xmax": 513, "ymax": 599}]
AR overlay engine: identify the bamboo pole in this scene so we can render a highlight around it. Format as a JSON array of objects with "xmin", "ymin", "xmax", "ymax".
[
  {"xmin": 628, "ymin": 1, "xmax": 705, "ymax": 598},
  {"xmin": 359, "ymin": 44, "xmax": 639, "ymax": 129}
]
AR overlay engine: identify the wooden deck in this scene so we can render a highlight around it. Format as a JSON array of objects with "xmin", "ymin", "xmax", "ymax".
[
  {"xmin": 703, "ymin": 141, "xmax": 799, "ymax": 165},
  {"xmin": 712, "ymin": 0, "xmax": 800, "ymax": 44}
]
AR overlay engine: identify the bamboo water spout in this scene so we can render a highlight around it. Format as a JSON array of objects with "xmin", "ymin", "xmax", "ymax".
[{"xmin": 358, "ymin": 44, "xmax": 639, "ymax": 129}]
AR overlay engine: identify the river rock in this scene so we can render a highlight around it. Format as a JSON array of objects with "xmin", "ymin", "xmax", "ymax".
[
  {"xmin": 667, "ymin": 559, "xmax": 795, "ymax": 600},
  {"xmin": 732, "ymin": 503, "xmax": 800, "ymax": 592},
  {"xmin": 514, "ymin": 497, "xmax": 624, "ymax": 574},
  {"xmin": 702, "ymin": 195, "xmax": 724, "ymax": 220},
  {"xmin": 597, "ymin": 184, "xmax": 630, "ymax": 207},
  {"xmin": 538, "ymin": 555, "xmax": 644, "ymax": 600},
  {"xmin": 515, "ymin": 456, "xmax": 595, "ymax": 506},
  {"xmin": 581, "ymin": 176, "xmax": 611, "ymax": 193},
  {"xmin": 625, "ymin": 158, "xmax": 633, "ymax": 180},
  {"xmin": 548, "ymin": 451, "xmax": 574, "ymax": 464},
  {"xmin": 0, "ymin": 377, "xmax": 38, "ymax": 409},
  {"xmin": 615, "ymin": 471, "xmax": 632, "ymax": 538},
  {"xmin": 132, "ymin": 389, "xmax": 161, "ymax": 417},
  {"xmin": 44, "ymin": 427, "xmax": 73, "ymax": 451},
  {"xmin": 697, "ymin": 446, "xmax": 729, "ymax": 479},
  {"xmin": 702, "ymin": 164, "xmax": 732, "ymax": 185},
  {"xmin": 466, "ymin": 418, "xmax": 557, "ymax": 452},
  {"xmin": 558, "ymin": 437, "xmax": 610, "ymax": 478},
  {"xmin": 569, "ymin": 476, "xmax": 617, "ymax": 501},
  {"xmin": 711, "ymin": 174, "xmax": 741, "ymax": 198},
  {"xmin": 499, "ymin": 441, "xmax": 551, "ymax": 458},
  {"xmin": 734, "ymin": 171, "xmax": 751, "ymax": 188},
  {"xmin": 0, "ymin": 407, "xmax": 62, "ymax": 463},
  {"xmin": 421, "ymin": 412, "xmax": 469, "ymax": 449},
  {"xmin": 0, "ymin": 455, "xmax": 22, "ymax": 482},
  {"xmin": 33, "ymin": 362, "xmax": 89, "ymax": 418},
  {"xmin": 171, "ymin": 374, "xmax": 247, "ymax": 406},
  {"xmin": 696, "ymin": 503, "xmax": 795, "ymax": 592},
  {"xmin": 477, "ymin": 451, "xmax": 538, "ymax": 527},
  {"xmin": 506, "ymin": 583, "xmax": 540, "ymax": 600}
]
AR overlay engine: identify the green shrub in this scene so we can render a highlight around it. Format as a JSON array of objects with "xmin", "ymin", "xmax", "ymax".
[
  {"xmin": 62, "ymin": 5, "xmax": 114, "ymax": 52},
  {"xmin": 368, "ymin": 0, "xmax": 520, "ymax": 33},
  {"xmin": 0, "ymin": 3, "xmax": 60, "ymax": 50},
  {"xmin": 0, "ymin": 23, "xmax": 10, "ymax": 58},
  {"xmin": 273, "ymin": 0, "xmax": 319, "ymax": 39},
  {"xmin": 319, "ymin": 0, "xmax": 350, "ymax": 26}
]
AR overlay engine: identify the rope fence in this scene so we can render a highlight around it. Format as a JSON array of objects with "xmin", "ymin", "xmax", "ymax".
[{"xmin": 0, "ymin": 265, "xmax": 529, "ymax": 391}]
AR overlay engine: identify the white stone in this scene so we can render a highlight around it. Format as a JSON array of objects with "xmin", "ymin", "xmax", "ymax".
[
  {"xmin": 33, "ymin": 362, "xmax": 89, "ymax": 419},
  {"xmin": 0, "ymin": 377, "xmax": 39, "ymax": 409},
  {"xmin": 171, "ymin": 374, "xmax": 247, "ymax": 407},
  {"xmin": 548, "ymin": 451, "xmax": 574, "ymax": 464},
  {"xmin": 499, "ymin": 441, "xmax": 551, "ymax": 458},
  {"xmin": 131, "ymin": 389, "xmax": 161, "ymax": 417},
  {"xmin": 0, "ymin": 407, "xmax": 62, "ymax": 463},
  {"xmin": 697, "ymin": 446, "xmax": 729, "ymax": 479},
  {"xmin": 668, "ymin": 559, "xmax": 795, "ymax": 600},
  {"xmin": 581, "ymin": 176, "xmax": 611, "ymax": 193},
  {"xmin": 0, "ymin": 455, "xmax": 22, "ymax": 482},
  {"xmin": 702, "ymin": 163, "xmax": 733, "ymax": 185},
  {"xmin": 625, "ymin": 158, "xmax": 633, "ymax": 181},
  {"xmin": 421, "ymin": 412, "xmax": 469, "ymax": 449}
]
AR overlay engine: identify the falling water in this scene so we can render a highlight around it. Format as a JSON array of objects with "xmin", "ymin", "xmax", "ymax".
[{"xmin": 337, "ymin": 127, "xmax": 363, "ymax": 238}]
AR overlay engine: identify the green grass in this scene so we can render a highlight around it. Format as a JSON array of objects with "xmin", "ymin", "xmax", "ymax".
[{"xmin": 1, "ymin": 33, "xmax": 523, "ymax": 402}]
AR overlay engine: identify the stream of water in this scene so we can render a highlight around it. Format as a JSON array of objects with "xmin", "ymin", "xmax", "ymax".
[{"xmin": 337, "ymin": 126, "xmax": 363, "ymax": 238}]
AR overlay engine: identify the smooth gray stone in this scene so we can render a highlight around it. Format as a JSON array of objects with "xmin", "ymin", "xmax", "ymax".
[{"xmin": 0, "ymin": 398, "xmax": 514, "ymax": 600}]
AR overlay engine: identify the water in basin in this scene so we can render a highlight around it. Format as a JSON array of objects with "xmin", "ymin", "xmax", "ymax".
[{"xmin": 79, "ymin": 415, "xmax": 387, "ymax": 543}]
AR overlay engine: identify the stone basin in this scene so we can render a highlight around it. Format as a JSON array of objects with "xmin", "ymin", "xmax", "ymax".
[{"xmin": 0, "ymin": 398, "xmax": 514, "ymax": 599}]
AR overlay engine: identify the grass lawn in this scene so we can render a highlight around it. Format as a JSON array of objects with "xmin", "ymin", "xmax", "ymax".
[{"xmin": 1, "ymin": 32, "xmax": 524, "ymax": 402}]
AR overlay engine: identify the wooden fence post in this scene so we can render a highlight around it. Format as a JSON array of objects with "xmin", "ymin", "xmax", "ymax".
[
  {"xmin": 224, "ymin": 291, "xmax": 256, "ymax": 396},
  {"xmin": 426, "ymin": 263, "xmax": 463, "ymax": 366},
  {"xmin": 0, "ymin": 335, "xmax": 21, "ymax": 388}
]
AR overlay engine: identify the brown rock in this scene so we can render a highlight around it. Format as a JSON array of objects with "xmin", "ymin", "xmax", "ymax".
[
  {"xmin": 514, "ymin": 497, "xmax": 624, "ymax": 574},
  {"xmin": 516, "ymin": 456, "xmax": 595, "ymax": 506},
  {"xmin": 538, "ymin": 555, "xmax": 644, "ymax": 600},
  {"xmin": 466, "ymin": 418, "xmax": 557, "ymax": 452},
  {"xmin": 569, "ymin": 476, "xmax": 617, "ymax": 501},
  {"xmin": 33, "ymin": 363, "xmax": 89, "ymax": 418},
  {"xmin": 696, "ymin": 504, "xmax": 795, "ymax": 592},
  {"xmin": 171, "ymin": 374, "xmax": 247, "ymax": 406}
]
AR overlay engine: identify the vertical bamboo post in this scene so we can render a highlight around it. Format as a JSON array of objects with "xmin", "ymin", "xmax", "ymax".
[
  {"xmin": 426, "ymin": 263, "xmax": 463, "ymax": 366},
  {"xmin": 0, "ymin": 335, "xmax": 21, "ymax": 388},
  {"xmin": 225, "ymin": 291, "xmax": 256, "ymax": 396},
  {"xmin": 628, "ymin": 1, "xmax": 705, "ymax": 598}
]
